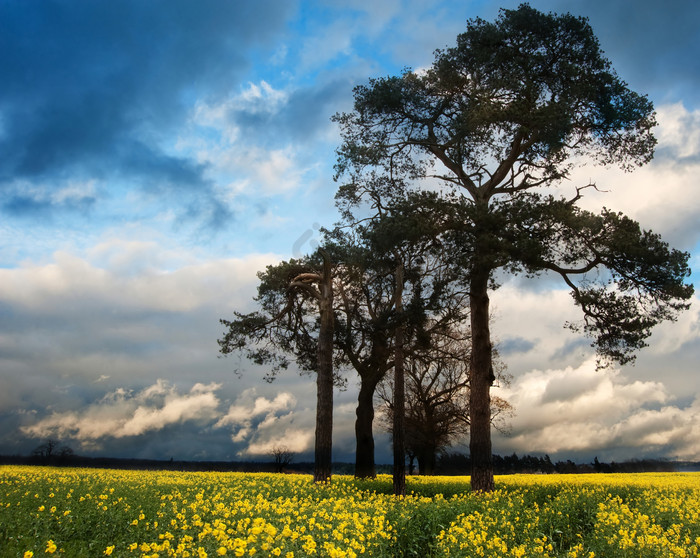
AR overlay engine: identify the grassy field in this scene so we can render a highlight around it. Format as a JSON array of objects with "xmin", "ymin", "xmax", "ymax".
[{"xmin": 1, "ymin": 466, "xmax": 698, "ymax": 557}]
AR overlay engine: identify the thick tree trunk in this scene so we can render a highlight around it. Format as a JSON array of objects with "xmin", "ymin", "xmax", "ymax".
[
  {"xmin": 426, "ymin": 448, "xmax": 437, "ymax": 475},
  {"xmin": 469, "ymin": 268, "xmax": 495, "ymax": 492},
  {"xmin": 354, "ymin": 374, "xmax": 381, "ymax": 478},
  {"xmin": 417, "ymin": 446, "xmax": 437, "ymax": 475},
  {"xmin": 314, "ymin": 254, "xmax": 334, "ymax": 483},
  {"xmin": 393, "ymin": 262, "xmax": 406, "ymax": 497}
]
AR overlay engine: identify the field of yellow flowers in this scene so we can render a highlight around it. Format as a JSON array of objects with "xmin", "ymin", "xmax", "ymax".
[{"xmin": 1, "ymin": 466, "xmax": 699, "ymax": 557}]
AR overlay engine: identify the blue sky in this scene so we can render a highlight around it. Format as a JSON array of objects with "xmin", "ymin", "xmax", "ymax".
[{"xmin": 1, "ymin": 0, "xmax": 699, "ymax": 464}]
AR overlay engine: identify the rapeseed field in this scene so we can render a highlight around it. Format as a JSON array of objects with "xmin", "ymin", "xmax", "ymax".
[{"xmin": 1, "ymin": 466, "xmax": 698, "ymax": 557}]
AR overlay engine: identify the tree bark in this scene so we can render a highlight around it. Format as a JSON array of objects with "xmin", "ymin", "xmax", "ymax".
[
  {"xmin": 469, "ymin": 267, "xmax": 495, "ymax": 492},
  {"xmin": 425, "ymin": 447, "xmax": 438, "ymax": 476},
  {"xmin": 354, "ymin": 373, "xmax": 381, "ymax": 478},
  {"xmin": 314, "ymin": 252, "xmax": 334, "ymax": 483},
  {"xmin": 393, "ymin": 262, "xmax": 406, "ymax": 496}
]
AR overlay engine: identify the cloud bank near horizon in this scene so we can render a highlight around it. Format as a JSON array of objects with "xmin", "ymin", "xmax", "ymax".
[
  {"xmin": 5, "ymin": 241, "xmax": 697, "ymax": 463},
  {"xmin": 493, "ymin": 359, "xmax": 700, "ymax": 461}
]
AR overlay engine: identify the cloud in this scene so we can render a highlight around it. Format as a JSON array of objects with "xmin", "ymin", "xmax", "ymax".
[
  {"xmin": 2, "ymin": 180, "xmax": 98, "ymax": 218},
  {"xmin": 644, "ymin": 296, "xmax": 700, "ymax": 355},
  {"xmin": 498, "ymin": 336, "xmax": 537, "ymax": 356},
  {"xmin": 214, "ymin": 389, "xmax": 314, "ymax": 456},
  {"xmin": 0, "ymin": 247, "xmax": 275, "ymax": 314},
  {"xmin": 20, "ymin": 380, "xmax": 222, "ymax": 444},
  {"xmin": 490, "ymin": 283, "xmax": 700, "ymax": 461},
  {"xmin": 522, "ymin": 0, "xmax": 700, "ymax": 105},
  {"xmin": 557, "ymin": 102, "xmax": 700, "ymax": 251},
  {"xmin": 244, "ymin": 430, "xmax": 314, "ymax": 457},
  {"xmin": 493, "ymin": 358, "xmax": 700, "ymax": 460},
  {"xmin": 216, "ymin": 390, "xmax": 296, "ymax": 428},
  {"xmin": 187, "ymin": 79, "xmax": 347, "ymax": 198},
  {"xmin": 491, "ymin": 283, "xmax": 589, "ymax": 375},
  {"xmin": 0, "ymin": 244, "xmax": 277, "ymax": 425},
  {"xmin": 0, "ymin": 0, "xmax": 291, "ymax": 222},
  {"xmin": 655, "ymin": 103, "xmax": 700, "ymax": 164}
]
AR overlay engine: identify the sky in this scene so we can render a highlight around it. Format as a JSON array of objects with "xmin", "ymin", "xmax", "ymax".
[{"xmin": 1, "ymin": 0, "xmax": 699, "ymax": 466}]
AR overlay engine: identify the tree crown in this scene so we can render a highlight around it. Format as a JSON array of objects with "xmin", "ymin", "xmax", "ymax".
[
  {"xmin": 334, "ymin": 3, "xmax": 657, "ymax": 203},
  {"xmin": 332, "ymin": 3, "xmax": 692, "ymax": 367}
]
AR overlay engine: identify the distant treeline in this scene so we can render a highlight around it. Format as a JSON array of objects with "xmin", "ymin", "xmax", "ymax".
[
  {"xmin": 0, "ymin": 453, "xmax": 309, "ymax": 473},
  {"xmin": 1, "ymin": 452, "xmax": 698, "ymax": 475},
  {"xmin": 435, "ymin": 452, "xmax": 700, "ymax": 475}
]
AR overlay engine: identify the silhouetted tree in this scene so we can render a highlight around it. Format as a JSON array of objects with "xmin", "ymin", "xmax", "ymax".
[
  {"xmin": 219, "ymin": 250, "xmax": 335, "ymax": 483},
  {"xmin": 32, "ymin": 439, "xmax": 60, "ymax": 458},
  {"xmin": 379, "ymin": 334, "xmax": 512, "ymax": 475},
  {"xmin": 31, "ymin": 439, "xmax": 74, "ymax": 462},
  {"xmin": 270, "ymin": 445, "xmax": 294, "ymax": 473},
  {"xmin": 333, "ymin": 4, "xmax": 693, "ymax": 491}
]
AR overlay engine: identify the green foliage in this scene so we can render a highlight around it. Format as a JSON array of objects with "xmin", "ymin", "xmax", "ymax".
[
  {"xmin": 332, "ymin": 3, "xmax": 693, "ymax": 368},
  {"xmin": 218, "ymin": 256, "xmax": 326, "ymax": 379}
]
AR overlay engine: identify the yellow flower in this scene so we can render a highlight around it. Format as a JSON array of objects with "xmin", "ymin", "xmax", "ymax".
[
  {"xmin": 23, "ymin": 552, "xmax": 34, "ymax": 558},
  {"xmin": 45, "ymin": 540, "xmax": 57, "ymax": 554},
  {"xmin": 104, "ymin": 546, "xmax": 115, "ymax": 556},
  {"xmin": 217, "ymin": 547, "xmax": 227, "ymax": 556}
]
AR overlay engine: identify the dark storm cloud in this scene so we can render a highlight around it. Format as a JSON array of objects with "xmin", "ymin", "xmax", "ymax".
[
  {"xmin": 534, "ymin": 0, "xmax": 700, "ymax": 106},
  {"xmin": 0, "ymin": 0, "xmax": 292, "ymax": 217}
]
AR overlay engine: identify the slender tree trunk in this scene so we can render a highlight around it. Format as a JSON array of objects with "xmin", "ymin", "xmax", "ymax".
[
  {"xmin": 424, "ymin": 408, "xmax": 437, "ymax": 475},
  {"xmin": 469, "ymin": 267, "xmax": 495, "ymax": 492},
  {"xmin": 314, "ymin": 253, "xmax": 334, "ymax": 483},
  {"xmin": 393, "ymin": 262, "xmax": 406, "ymax": 497},
  {"xmin": 354, "ymin": 373, "xmax": 381, "ymax": 478}
]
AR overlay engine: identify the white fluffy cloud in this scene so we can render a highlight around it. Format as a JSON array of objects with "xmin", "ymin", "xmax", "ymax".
[
  {"xmin": 21, "ymin": 380, "xmax": 222, "ymax": 444},
  {"xmin": 0, "ymin": 246, "xmax": 275, "ymax": 314},
  {"xmin": 489, "ymin": 278, "xmax": 700, "ymax": 461},
  {"xmin": 188, "ymin": 82, "xmax": 321, "ymax": 197},
  {"xmin": 215, "ymin": 388, "xmax": 314, "ymax": 456},
  {"xmin": 491, "ymin": 277, "xmax": 700, "ymax": 389},
  {"xmin": 570, "ymin": 102, "xmax": 700, "ymax": 250},
  {"xmin": 244, "ymin": 431, "xmax": 314, "ymax": 457},
  {"xmin": 493, "ymin": 358, "xmax": 700, "ymax": 460},
  {"xmin": 491, "ymin": 283, "xmax": 590, "ymax": 374}
]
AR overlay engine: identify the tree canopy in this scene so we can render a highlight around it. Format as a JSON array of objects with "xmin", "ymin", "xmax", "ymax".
[
  {"xmin": 333, "ymin": 3, "xmax": 693, "ymax": 491},
  {"xmin": 219, "ymin": 251, "xmax": 335, "ymax": 483}
]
